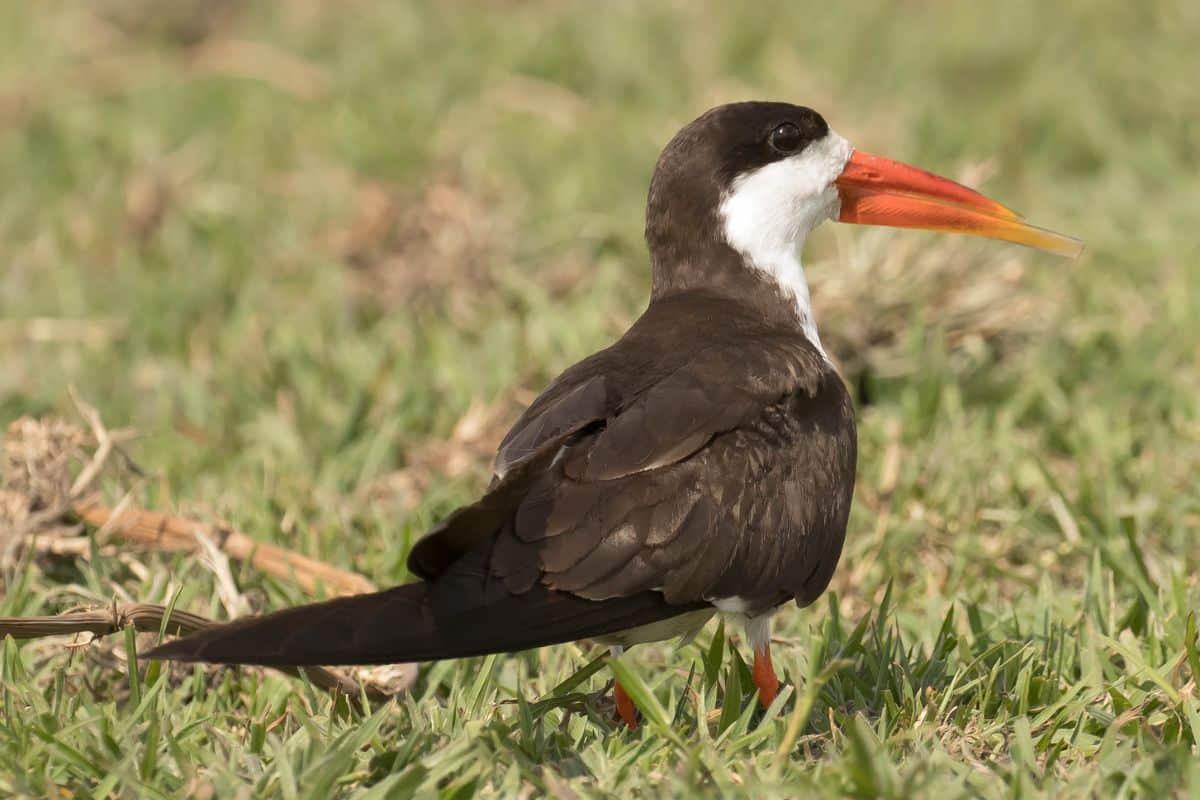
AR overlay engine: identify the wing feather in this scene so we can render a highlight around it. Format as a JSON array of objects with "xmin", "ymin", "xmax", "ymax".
[{"xmin": 410, "ymin": 294, "xmax": 855, "ymax": 626}]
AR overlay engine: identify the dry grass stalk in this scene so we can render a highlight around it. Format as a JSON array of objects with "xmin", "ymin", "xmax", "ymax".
[
  {"xmin": 1, "ymin": 401, "xmax": 376, "ymax": 598},
  {"xmin": 70, "ymin": 496, "xmax": 377, "ymax": 597},
  {"xmin": 1, "ymin": 401, "xmax": 416, "ymax": 699},
  {"xmin": 1, "ymin": 413, "xmax": 96, "ymax": 560}
]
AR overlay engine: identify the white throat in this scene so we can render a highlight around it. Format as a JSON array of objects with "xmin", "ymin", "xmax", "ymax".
[{"xmin": 717, "ymin": 131, "xmax": 853, "ymax": 357}]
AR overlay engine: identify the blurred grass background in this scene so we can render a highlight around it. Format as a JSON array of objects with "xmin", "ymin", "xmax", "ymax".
[{"xmin": 1, "ymin": 0, "xmax": 1198, "ymax": 796}]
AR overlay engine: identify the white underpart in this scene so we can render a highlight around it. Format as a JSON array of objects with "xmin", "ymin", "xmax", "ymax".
[
  {"xmin": 713, "ymin": 597, "xmax": 774, "ymax": 650},
  {"xmin": 713, "ymin": 596, "xmax": 752, "ymax": 614},
  {"xmin": 717, "ymin": 130, "xmax": 853, "ymax": 357}
]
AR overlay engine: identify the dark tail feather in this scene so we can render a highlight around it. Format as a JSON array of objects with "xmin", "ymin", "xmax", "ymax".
[{"xmin": 143, "ymin": 581, "xmax": 700, "ymax": 667}]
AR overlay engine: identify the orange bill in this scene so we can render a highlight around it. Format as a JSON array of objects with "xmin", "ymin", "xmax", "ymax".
[{"xmin": 835, "ymin": 150, "xmax": 1083, "ymax": 258}]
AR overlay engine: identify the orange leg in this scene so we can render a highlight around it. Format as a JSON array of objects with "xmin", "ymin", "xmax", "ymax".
[
  {"xmin": 613, "ymin": 680, "xmax": 639, "ymax": 730},
  {"xmin": 752, "ymin": 643, "xmax": 780, "ymax": 709}
]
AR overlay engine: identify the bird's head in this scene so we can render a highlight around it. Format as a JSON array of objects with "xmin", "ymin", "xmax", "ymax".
[{"xmin": 645, "ymin": 102, "xmax": 1081, "ymax": 322}]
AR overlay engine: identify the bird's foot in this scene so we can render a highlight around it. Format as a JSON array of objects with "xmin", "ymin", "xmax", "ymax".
[
  {"xmin": 752, "ymin": 643, "xmax": 780, "ymax": 709},
  {"xmin": 613, "ymin": 679, "xmax": 639, "ymax": 730}
]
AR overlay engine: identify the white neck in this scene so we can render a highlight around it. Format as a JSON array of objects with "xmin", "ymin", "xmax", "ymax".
[
  {"xmin": 749, "ymin": 248, "xmax": 822, "ymax": 353},
  {"xmin": 716, "ymin": 130, "xmax": 852, "ymax": 359}
]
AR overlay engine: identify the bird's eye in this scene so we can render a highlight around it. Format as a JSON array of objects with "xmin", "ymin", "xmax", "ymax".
[{"xmin": 769, "ymin": 122, "xmax": 803, "ymax": 153}]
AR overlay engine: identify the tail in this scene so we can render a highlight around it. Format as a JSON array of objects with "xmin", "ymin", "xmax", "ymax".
[{"xmin": 143, "ymin": 580, "xmax": 700, "ymax": 667}]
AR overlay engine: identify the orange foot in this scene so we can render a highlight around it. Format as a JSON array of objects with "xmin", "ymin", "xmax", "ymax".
[
  {"xmin": 613, "ymin": 680, "xmax": 639, "ymax": 730},
  {"xmin": 752, "ymin": 644, "xmax": 780, "ymax": 709}
]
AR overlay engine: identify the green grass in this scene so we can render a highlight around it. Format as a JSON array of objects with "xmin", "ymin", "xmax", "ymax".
[{"xmin": 2, "ymin": 0, "xmax": 1199, "ymax": 796}]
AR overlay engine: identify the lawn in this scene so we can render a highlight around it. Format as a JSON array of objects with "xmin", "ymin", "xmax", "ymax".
[{"xmin": 1, "ymin": 0, "xmax": 1198, "ymax": 796}]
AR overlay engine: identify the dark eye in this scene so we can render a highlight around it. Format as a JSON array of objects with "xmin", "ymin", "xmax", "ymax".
[{"xmin": 769, "ymin": 122, "xmax": 803, "ymax": 153}]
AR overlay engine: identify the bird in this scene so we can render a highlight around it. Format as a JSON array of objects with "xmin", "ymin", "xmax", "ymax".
[{"xmin": 144, "ymin": 102, "xmax": 1081, "ymax": 729}]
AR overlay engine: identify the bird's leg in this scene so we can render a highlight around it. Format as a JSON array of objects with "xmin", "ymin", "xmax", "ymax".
[
  {"xmin": 612, "ymin": 679, "xmax": 639, "ymax": 730},
  {"xmin": 608, "ymin": 645, "xmax": 638, "ymax": 729},
  {"xmin": 746, "ymin": 613, "xmax": 778, "ymax": 709},
  {"xmin": 751, "ymin": 643, "xmax": 779, "ymax": 709}
]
